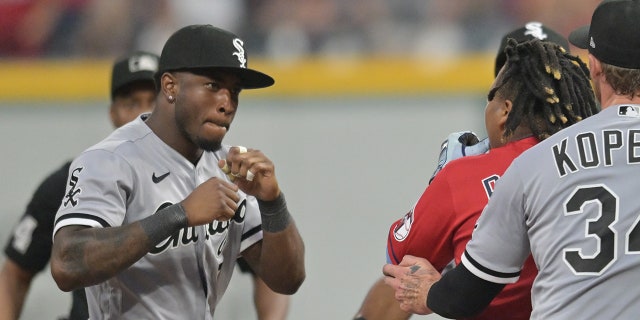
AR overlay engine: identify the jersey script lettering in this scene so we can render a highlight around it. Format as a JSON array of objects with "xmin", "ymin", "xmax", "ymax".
[{"xmin": 150, "ymin": 199, "xmax": 247, "ymax": 254}]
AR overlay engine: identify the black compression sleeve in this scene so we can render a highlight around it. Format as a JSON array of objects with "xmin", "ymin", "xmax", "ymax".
[
  {"xmin": 139, "ymin": 203, "xmax": 188, "ymax": 245},
  {"xmin": 427, "ymin": 263, "xmax": 505, "ymax": 318},
  {"xmin": 257, "ymin": 193, "xmax": 291, "ymax": 233}
]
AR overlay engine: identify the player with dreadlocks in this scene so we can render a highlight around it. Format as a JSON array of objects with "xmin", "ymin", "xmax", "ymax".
[
  {"xmin": 494, "ymin": 38, "xmax": 598, "ymax": 143},
  {"xmin": 375, "ymin": 37, "xmax": 598, "ymax": 320},
  {"xmin": 385, "ymin": 1, "xmax": 640, "ymax": 318}
]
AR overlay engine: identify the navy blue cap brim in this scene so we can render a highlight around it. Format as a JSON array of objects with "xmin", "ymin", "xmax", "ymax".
[
  {"xmin": 225, "ymin": 67, "xmax": 275, "ymax": 89},
  {"xmin": 568, "ymin": 25, "xmax": 590, "ymax": 49},
  {"xmin": 157, "ymin": 66, "xmax": 274, "ymax": 89}
]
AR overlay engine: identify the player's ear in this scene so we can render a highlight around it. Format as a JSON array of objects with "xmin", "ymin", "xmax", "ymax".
[
  {"xmin": 499, "ymin": 99, "xmax": 513, "ymax": 124},
  {"xmin": 495, "ymin": 99, "xmax": 513, "ymax": 140},
  {"xmin": 588, "ymin": 54, "xmax": 602, "ymax": 78},
  {"xmin": 160, "ymin": 72, "xmax": 177, "ymax": 102},
  {"xmin": 587, "ymin": 54, "xmax": 605, "ymax": 91}
]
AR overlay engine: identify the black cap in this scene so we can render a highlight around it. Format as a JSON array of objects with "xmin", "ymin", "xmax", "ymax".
[
  {"xmin": 569, "ymin": 0, "xmax": 640, "ymax": 69},
  {"xmin": 158, "ymin": 24, "xmax": 274, "ymax": 89},
  {"xmin": 495, "ymin": 22, "xmax": 570, "ymax": 77},
  {"xmin": 111, "ymin": 51, "xmax": 159, "ymax": 99}
]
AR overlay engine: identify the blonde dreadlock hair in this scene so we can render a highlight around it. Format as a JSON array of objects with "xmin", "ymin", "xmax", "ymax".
[{"xmin": 490, "ymin": 38, "xmax": 599, "ymax": 141}]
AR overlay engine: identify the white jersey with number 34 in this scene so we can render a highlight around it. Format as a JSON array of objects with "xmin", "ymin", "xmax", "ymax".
[{"xmin": 463, "ymin": 105, "xmax": 640, "ymax": 319}]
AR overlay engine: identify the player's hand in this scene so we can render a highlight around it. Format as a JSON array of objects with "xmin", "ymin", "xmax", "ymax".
[
  {"xmin": 219, "ymin": 146, "xmax": 280, "ymax": 201},
  {"xmin": 181, "ymin": 177, "xmax": 240, "ymax": 226},
  {"xmin": 429, "ymin": 131, "xmax": 489, "ymax": 184},
  {"xmin": 382, "ymin": 255, "xmax": 441, "ymax": 315}
]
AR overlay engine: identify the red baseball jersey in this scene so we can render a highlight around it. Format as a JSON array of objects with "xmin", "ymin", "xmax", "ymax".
[{"xmin": 387, "ymin": 136, "xmax": 539, "ymax": 320}]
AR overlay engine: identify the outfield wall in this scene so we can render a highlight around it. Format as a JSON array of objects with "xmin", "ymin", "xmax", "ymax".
[{"xmin": 0, "ymin": 55, "xmax": 496, "ymax": 101}]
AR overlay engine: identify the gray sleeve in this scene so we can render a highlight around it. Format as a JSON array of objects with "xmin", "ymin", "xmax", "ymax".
[
  {"xmin": 53, "ymin": 149, "xmax": 133, "ymax": 236},
  {"xmin": 462, "ymin": 159, "xmax": 531, "ymax": 284},
  {"xmin": 239, "ymin": 196, "xmax": 263, "ymax": 252}
]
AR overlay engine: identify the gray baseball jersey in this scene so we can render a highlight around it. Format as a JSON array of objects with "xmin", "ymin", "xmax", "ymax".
[
  {"xmin": 462, "ymin": 105, "xmax": 640, "ymax": 319},
  {"xmin": 53, "ymin": 114, "xmax": 263, "ymax": 320}
]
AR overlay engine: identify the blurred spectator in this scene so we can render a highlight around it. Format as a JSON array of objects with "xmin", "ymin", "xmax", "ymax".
[
  {"xmin": 243, "ymin": 0, "xmax": 336, "ymax": 60},
  {"xmin": 71, "ymin": 0, "xmax": 153, "ymax": 58},
  {"xmin": 0, "ymin": 0, "xmax": 87, "ymax": 57},
  {"xmin": 134, "ymin": 0, "xmax": 246, "ymax": 55},
  {"xmin": 0, "ymin": 0, "xmax": 604, "ymax": 58},
  {"xmin": 503, "ymin": 0, "xmax": 600, "ymax": 37}
]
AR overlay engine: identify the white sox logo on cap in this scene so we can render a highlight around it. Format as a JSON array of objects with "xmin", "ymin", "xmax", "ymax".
[
  {"xmin": 232, "ymin": 38, "xmax": 247, "ymax": 68},
  {"xmin": 523, "ymin": 22, "xmax": 548, "ymax": 41}
]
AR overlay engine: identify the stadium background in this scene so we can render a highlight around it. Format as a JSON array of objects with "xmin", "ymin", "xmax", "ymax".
[{"xmin": 0, "ymin": 1, "xmax": 599, "ymax": 319}]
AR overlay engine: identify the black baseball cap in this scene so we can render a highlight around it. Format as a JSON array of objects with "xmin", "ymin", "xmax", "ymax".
[
  {"xmin": 158, "ymin": 24, "xmax": 274, "ymax": 89},
  {"xmin": 111, "ymin": 51, "xmax": 159, "ymax": 99},
  {"xmin": 495, "ymin": 22, "xmax": 570, "ymax": 77},
  {"xmin": 569, "ymin": 0, "xmax": 640, "ymax": 69}
]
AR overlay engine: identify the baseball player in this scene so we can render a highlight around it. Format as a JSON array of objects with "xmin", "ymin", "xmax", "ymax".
[
  {"xmin": 50, "ymin": 24, "xmax": 305, "ymax": 319},
  {"xmin": 0, "ymin": 51, "xmax": 158, "ymax": 320},
  {"xmin": 354, "ymin": 23, "xmax": 573, "ymax": 320},
  {"xmin": 384, "ymin": 1, "xmax": 640, "ymax": 319}
]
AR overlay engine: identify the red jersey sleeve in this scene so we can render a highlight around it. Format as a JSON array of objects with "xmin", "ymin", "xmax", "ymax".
[{"xmin": 386, "ymin": 172, "xmax": 458, "ymax": 272}]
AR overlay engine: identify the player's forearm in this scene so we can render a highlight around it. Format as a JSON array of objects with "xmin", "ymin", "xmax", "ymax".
[
  {"xmin": 51, "ymin": 204, "xmax": 187, "ymax": 291},
  {"xmin": 257, "ymin": 194, "xmax": 306, "ymax": 294},
  {"xmin": 0, "ymin": 260, "xmax": 33, "ymax": 320},
  {"xmin": 51, "ymin": 223, "xmax": 152, "ymax": 291},
  {"xmin": 259, "ymin": 222, "xmax": 305, "ymax": 294},
  {"xmin": 355, "ymin": 277, "xmax": 412, "ymax": 320}
]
